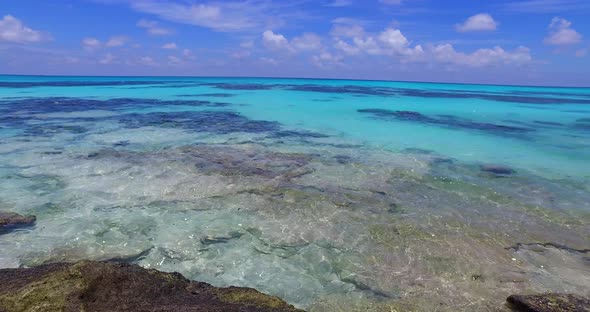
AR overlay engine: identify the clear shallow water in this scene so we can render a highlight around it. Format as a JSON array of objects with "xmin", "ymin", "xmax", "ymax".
[{"xmin": 0, "ymin": 76, "xmax": 589, "ymax": 311}]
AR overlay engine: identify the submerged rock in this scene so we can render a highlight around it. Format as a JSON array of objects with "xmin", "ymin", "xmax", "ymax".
[
  {"xmin": 0, "ymin": 212, "xmax": 36, "ymax": 231},
  {"xmin": 480, "ymin": 164, "xmax": 516, "ymax": 176},
  {"xmin": 0, "ymin": 261, "xmax": 304, "ymax": 312},
  {"xmin": 507, "ymin": 293, "xmax": 590, "ymax": 312},
  {"xmin": 200, "ymin": 231, "xmax": 245, "ymax": 245}
]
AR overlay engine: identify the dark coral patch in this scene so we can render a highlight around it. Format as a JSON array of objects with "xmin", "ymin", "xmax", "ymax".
[
  {"xmin": 0, "ymin": 97, "xmax": 235, "ymax": 136},
  {"xmin": 532, "ymin": 120, "xmax": 564, "ymax": 126},
  {"xmin": 269, "ymin": 130, "xmax": 329, "ymax": 139},
  {"xmin": 287, "ymin": 85, "xmax": 396, "ymax": 96},
  {"xmin": 0, "ymin": 97, "xmax": 320, "ymax": 139},
  {"xmin": 400, "ymin": 88, "xmax": 590, "ymax": 104},
  {"xmin": 0, "ymin": 97, "xmax": 231, "ymax": 116},
  {"xmin": 177, "ymin": 93, "xmax": 237, "ymax": 98},
  {"xmin": 284, "ymin": 83, "xmax": 590, "ymax": 104},
  {"xmin": 119, "ymin": 111, "xmax": 281, "ymax": 134},
  {"xmin": 511, "ymin": 90, "xmax": 590, "ymax": 99},
  {"xmin": 203, "ymin": 83, "xmax": 278, "ymax": 90},
  {"xmin": 0, "ymin": 81, "xmax": 173, "ymax": 88},
  {"xmin": 358, "ymin": 109, "xmax": 532, "ymax": 136},
  {"xmin": 574, "ymin": 118, "xmax": 590, "ymax": 130},
  {"xmin": 24, "ymin": 124, "xmax": 89, "ymax": 137}
]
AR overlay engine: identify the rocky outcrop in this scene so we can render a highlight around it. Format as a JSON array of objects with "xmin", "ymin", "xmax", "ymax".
[
  {"xmin": 0, "ymin": 261, "xmax": 304, "ymax": 312},
  {"xmin": 507, "ymin": 293, "xmax": 590, "ymax": 312},
  {"xmin": 0, "ymin": 212, "xmax": 36, "ymax": 231}
]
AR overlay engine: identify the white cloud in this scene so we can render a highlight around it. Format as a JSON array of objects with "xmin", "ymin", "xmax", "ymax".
[
  {"xmin": 64, "ymin": 56, "xmax": 80, "ymax": 64},
  {"xmin": 263, "ymin": 30, "xmax": 323, "ymax": 53},
  {"xmin": 352, "ymin": 36, "xmax": 382, "ymax": 55},
  {"xmin": 432, "ymin": 44, "xmax": 532, "ymax": 67},
  {"xmin": 379, "ymin": 28, "xmax": 409, "ymax": 50},
  {"xmin": 379, "ymin": 0, "xmax": 402, "ymax": 5},
  {"xmin": 99, "ymin": 53, "xmax": 116, "ymax": 64},
  {"xmin": 326, "ymin": 0, "xmax": 353, "ymax": 7},
  {"xmin": 82, "ymin": 37, "xmax": 101, "ymax": 50},
  {"xmin": 139, "ymin": 56, "xmax": 158, "ymax": 66},
  {"xmin": 379, "ymin": 28, "xmax": 424, "ymax": 59},
  {"xmin": 332, "ymin": 20, "xmax": 424, "ymax": 58},
  {"xmin": 334, "ymin": 39, "xmax": 360, "ymax": 55},
  {"xmin": 312, "ymin": 51, "xmax": 343, "ymax": 68},
  {"xmin": 105, "ymin": 35, "xmax": 128, "ymax": 47},
  {"xmin": 129, "ymin": 0, "xmax": 298, "ymax": 33},
  {"xmin": 262, "ymin": 30, "xmax": 292, "ymax": 51},
  {"xmin": 167, "ymin": 55, "xmax": 182, "ymax": 65},
  {"xmin": 292, "ymin": 33, "xmax": 322, "ymax": 51},
  {"xmin": 332, "ymin": 27, "xmax": 424, "ymax": 59},
  {"xmin": 180, "ymin": 48, "xmax": 196, "ymax": 60},
  {"xmin": 240, "ymin": 40, "xmax": 254, "ymax": 49},
  {"xmin": 456, "ymin": 13, "xmax": 498, "ymax": 32},
  {"xmin": 162, "ymin": 42, "xmax": 177, "ymax": 49},
  {"xmin": 544, "ymin": 17, "xmax": 582, "ymax": 45},
  {"xmin": 83, "ymin": 36, "xmax": 128, "ymax": 50},
  {"xmin": 330, "ymin": 24, "xmax": 531, "ymax": 68},
  {"xmin": 232, "ymin": 50, "xmax": 251, "ymax": 59},
  {"xmin": 0, "ymin": 15, "xmax": 45, "ymax": 43},
  {"xmin": 504, "ymin": 0, "xmax": 590, "ymax": 13},
  {"xmin": 123, "ymin": 0, "xmax": 316, "ymax": 34},
  {"xmin": 330, "ymin": 18, "xmax": 365, "ymax": 38},
  {"xmin": 259, "ymin": 56, "xmax": 278, "ymax": 65},
  {"xmin": 137, "ymin": 19, "xmax": 173, "ymax": 35}
]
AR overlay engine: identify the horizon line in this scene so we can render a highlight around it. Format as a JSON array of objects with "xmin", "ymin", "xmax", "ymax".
[{"xmin": 1, "ymin": 73, "xmax": 589, "ymax": 89}]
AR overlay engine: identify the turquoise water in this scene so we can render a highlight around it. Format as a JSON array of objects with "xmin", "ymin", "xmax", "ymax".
[{"xmin": 0, "ymin": 76, "xmax": 588, "ymax": 311}]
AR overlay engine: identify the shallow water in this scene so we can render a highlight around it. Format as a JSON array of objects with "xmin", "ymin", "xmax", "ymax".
[{"xmin": 0, "ymin": 76, "xmax": 589, "ymax": 311}]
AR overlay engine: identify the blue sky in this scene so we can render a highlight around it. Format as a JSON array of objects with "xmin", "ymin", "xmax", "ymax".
[{"xmin": 1, "ymin": 0, "xmax": 589, "ymax": 86}]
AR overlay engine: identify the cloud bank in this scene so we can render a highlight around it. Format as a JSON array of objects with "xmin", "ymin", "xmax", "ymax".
[{"xmin": 0, "ymin": 15, "xmax": 46, "ymax": 43}]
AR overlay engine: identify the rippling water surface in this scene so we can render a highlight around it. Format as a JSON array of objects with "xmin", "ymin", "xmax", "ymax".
[{"xmin": 0, "ymin": 76, "xmax": 589, "ymax": 311}]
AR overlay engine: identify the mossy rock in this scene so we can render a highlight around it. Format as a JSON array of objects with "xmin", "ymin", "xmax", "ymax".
[{"xmin": 0, "ymin": 261, "xmax": 304, "ymax": 312}]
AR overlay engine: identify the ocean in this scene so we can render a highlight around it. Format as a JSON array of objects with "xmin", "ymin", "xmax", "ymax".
[{"xmin": 0, "ymin": 76, "xmax": 588, "ymax": 311}]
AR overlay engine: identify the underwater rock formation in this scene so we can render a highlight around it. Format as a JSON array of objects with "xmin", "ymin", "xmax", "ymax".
[
  {"xmin": 0, "ymin": 212, "xmax": 36, "ymax": 232},
  {"xmin": 507, "ymin": 293, "xmax": 590, "ymax": 312},
  {"xmin": 480, "ymin": 164, "xmax": 516, "ymax": 176},
  {"xmin": 0, "ymin": 261, "xmax": 304, "ymax": 312}
]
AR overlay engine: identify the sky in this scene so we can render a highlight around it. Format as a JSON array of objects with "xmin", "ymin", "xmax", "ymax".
[{"xmin": 0, "ymin": 0, "xmax": 589, "ymax": 86}]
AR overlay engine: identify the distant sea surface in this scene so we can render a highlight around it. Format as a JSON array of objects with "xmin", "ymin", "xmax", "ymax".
[{"xmin": 1, "ymin": 76, "xmax": 588, "ymax": 311}]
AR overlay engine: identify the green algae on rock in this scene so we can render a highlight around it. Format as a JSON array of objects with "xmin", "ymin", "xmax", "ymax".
[{"xmin": 0, "ymin": 261, "xmax": 304, "ymax": 312}]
